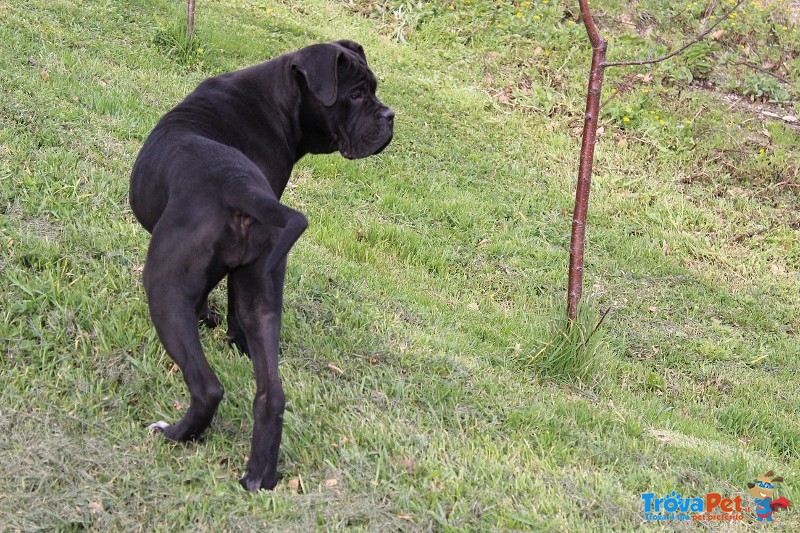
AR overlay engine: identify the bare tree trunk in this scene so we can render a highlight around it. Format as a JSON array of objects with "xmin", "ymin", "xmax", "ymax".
[
  {"xmin": 187, "ymin": 0, "xmax": 196, "ymax": 43},
  {"xmin": 567, "ymin": 0, "xmax": 606, "ymax": 322}
]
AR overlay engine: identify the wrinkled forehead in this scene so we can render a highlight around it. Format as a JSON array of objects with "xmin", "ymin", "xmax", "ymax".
[{"xmin": 337, "ymin": 49, "xmax": 378, "ymax": 91}]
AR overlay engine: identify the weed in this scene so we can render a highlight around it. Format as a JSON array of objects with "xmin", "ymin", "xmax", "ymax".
[
  {"xmin": 628, "ymin": 38, "xmax": 720, "ymax": 86},
  {"xmin": 602, "ymin": 87, "xmax": 697, "ymax": 150},
  {"xmin": 683, "ymin": 40, "xmax": 720, "ymax": 80},
  {"xmin": 345, "ymin": 0, "xmax": 437, "ymax": 43},
  {"xmin": 391, "ymin": 1, "xmax": 435, "ymax": 43},
  {"xmin": 737, "ymin": 71, "xmax": 792, "ymax": 103}
]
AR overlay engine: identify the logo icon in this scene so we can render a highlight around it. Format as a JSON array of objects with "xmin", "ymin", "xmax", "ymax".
[{"xmin": 747, "ymin": 471, "xmax": 791, "ymax": 522}]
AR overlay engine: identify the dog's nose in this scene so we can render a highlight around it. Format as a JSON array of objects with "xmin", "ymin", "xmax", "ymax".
[{"xmin": 377, "ymin": 107, "xmax": 395, "ymax": 123}]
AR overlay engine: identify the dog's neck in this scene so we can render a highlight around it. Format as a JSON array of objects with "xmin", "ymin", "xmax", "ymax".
[
  {"xmin": 231, "ymin": 59, "xmax": 341, "ymax": 198},
  {"xmin": 178, "ymin": 58, "xmax": 338, "ymax": 199}
]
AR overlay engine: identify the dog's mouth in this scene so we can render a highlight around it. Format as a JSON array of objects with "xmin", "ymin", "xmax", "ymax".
[
  {"xmin": 372, "ymin": 135, "xmax": 393, "ymax": 156},
  {"xmin": 340, "ymin": 129, "xmax": 393, "ymax": 160}
]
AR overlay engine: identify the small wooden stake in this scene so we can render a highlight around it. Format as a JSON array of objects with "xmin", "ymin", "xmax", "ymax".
[{"xmin": 187, "ymin": 0, "xmax": 196, "ymax": 43}]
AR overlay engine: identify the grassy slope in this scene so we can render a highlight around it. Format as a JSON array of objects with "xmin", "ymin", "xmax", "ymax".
[{"xmin": 1, "ymin": 0, "xmax": 799, "ymax": 530}]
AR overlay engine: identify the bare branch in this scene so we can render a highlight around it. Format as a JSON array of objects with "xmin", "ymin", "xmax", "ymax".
[
  {"xmin": 579, "ymin": 0, "xmax": 606, "ymax": 50},
  {"xmin": 734, "ymin": 61, "xmax": 793, "ymax": 86},
  {"xmin": 602, "ymin": 0, "xmax": 747, "ymax": 68}
]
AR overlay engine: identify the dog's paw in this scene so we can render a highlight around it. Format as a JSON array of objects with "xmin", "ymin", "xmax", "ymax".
[
  {"xmin": 239, "ymin": 471, "xmax": 278, "ymax": 492},
  {"xmin": 148, "ymin": 421, "xmax": 170, "ymax": 435}
]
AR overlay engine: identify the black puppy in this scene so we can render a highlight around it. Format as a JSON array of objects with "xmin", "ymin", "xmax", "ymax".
[{"xmin": 129, "ymin": 40, "xmax": 393, "ymax": 491}]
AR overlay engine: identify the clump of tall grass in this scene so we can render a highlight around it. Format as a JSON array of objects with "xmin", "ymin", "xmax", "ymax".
[
  {"xmin": 527, "ymin": 303, "xmax": 610, "ymax": 385},
  {"xmin": 153, "ymin": 9, "xmax": 205, "ymax": 67}
]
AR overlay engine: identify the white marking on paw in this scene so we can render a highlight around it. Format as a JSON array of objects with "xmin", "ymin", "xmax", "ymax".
[{"xmin": 148, "ymin": 421, "xmax": 170, "ymax": 434}]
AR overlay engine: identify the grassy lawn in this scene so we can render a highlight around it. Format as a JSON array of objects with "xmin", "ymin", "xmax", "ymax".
[{"xmin": 1, "ymin": 0, "xmax": 799, "ymax": 529}]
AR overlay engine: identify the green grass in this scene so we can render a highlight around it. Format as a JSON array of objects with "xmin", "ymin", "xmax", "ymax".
[{"xmin": 1, "ymin": 0, "xmax": 799, "ymax": 529}]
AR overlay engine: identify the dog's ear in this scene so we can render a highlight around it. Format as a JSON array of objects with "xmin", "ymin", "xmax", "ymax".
[
  {"xmin": 333, "ymin": 40, "xmax": 366, "ymax": 61},
  {"xmin": 291, "ymin": 44, "xmax": 341, "ymax": 107}
]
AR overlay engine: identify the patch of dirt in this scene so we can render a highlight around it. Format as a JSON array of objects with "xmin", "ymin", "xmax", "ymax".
[
  {"xmin": 786, "ymin": 1, "xmax": 800, "ymax": 24},
  {"xmin": 712, "ymin": 88, "xmax": 800, "ymax": 133}
]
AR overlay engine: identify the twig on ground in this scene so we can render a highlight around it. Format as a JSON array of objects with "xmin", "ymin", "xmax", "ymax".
[{"xmin": 734, "ymin": 60, "xmax": 793, "ymax": 85}]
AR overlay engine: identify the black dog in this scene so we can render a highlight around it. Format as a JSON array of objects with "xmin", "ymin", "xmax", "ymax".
[{"xmin": 129, "ymin": 40, "xmax": 393, "ymax": 491}]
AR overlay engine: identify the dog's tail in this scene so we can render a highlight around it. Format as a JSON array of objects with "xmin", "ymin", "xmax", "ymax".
[{"xmin": 222, "ymin": 180, "xmax": 308, "ymax": 272}]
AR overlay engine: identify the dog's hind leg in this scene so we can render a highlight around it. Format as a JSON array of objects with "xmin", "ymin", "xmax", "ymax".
[
  {"xmin": 143, "ymin": 220, "xmax": 225, "ymax": 442},
  {"xmin": 232, "ymin": 257, "xmax": 288, "ymax": 491},
  {"xmin": 223, "ymin": 199, "xmax": 307, "ymax": 491}
]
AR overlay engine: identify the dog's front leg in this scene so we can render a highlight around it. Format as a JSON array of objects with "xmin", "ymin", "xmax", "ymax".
[{"xmin": 230, "ymin": 260, "xmax": 287, "ymax": 491}]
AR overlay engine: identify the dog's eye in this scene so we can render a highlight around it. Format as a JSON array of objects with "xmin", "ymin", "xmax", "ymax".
[{"xmin": 350, "ymin": 91, "xmax": 363, "ymax": 101}]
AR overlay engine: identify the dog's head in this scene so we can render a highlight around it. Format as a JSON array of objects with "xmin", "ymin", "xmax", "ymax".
[{"xmin": 292, "ymin": 40, "xmax": 394, "ymax": 159}]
